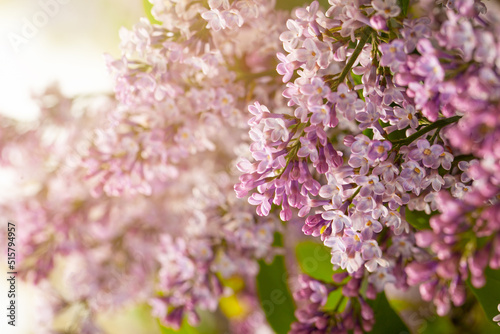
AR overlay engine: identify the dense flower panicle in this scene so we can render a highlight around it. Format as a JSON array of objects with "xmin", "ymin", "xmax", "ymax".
[
  {"xmin": 89, "ymin": 0, "xmax": 287, "ymax": 197},
  {"xmin": 107, "ymin": 2, "xmax": 295, "ymax": 327},
  {"xmin": 1, "ymin": 88, "xmax": 282, "ymax": 332},
  {"xmin": 235, "ymin": 0, "xmax": 500, "ymax": 327},
  {"xmin": 0, "ymin": 2, "xmax": 287, "ymax": 332},
  {"xmin": 0, "ymin": 88, "xmax": 172, "ymax": 331},
  {"xmin": 153, "ymin": 173, "xmax": 281, "ymax": 327},
  {"xmin": 2, "ymin": 0, "xmax": 500, "ymax": 332},
  {"xmin": 291, "ymin": 273, "xmax": 377, "ymax": 333}
]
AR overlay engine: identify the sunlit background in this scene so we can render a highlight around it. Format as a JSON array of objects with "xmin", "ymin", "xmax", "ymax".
[
  {"xmin": 2, "ymin": 1, "xmax": 500, "ymax": 333},
  {"xmin": 0, "ymin": 0, "xmax": 142, "ymax": 121},
  {"xmin": 0, "ymin": 1, "xmax": 144, "ymax": 333}
]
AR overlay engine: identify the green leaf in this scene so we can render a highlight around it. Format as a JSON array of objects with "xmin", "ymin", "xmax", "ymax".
[
  {"xmin": 363, "ymin": 128, "xmax": 374, "ymax": 140},
  {"xmin": 379, "ymin": 120, "xmax": 406, "ymax": 142},
  {"xmin": 352, "ymin": 73, "xmax": 363, "ymax": 86},
  {"xmin": 275, "ymin": 0, "xmax": 330, "ymax": 10},
  {"xmin": 387, "ymin": 128, "xmax": 407, "ymax": 142},
  {"xmin": 404, "ymin": 209, "xmax": 435, "ymax": 230},
  {"xmin": 256, "ymin": 254, "xmax": 296, "ymax": 334},
  {"xmin": 324, "ymin": 289, "xmax": 348, "ymax": 312},
  {"xmin": 368, "ymin": 292, "xmax": 410, "ymax": 333},
  {"xmin": 468, "ymin": 267, "xmax": 500, "ymax": 321},
  {"xmin": 295, "ymin": 241, "xmax": 349, "ymax": 314},
  {"xmin": 420, "ymin": 316, "xmax": 455, "ymax": 334},
  {"xmin": 397, "ymin": 0, "xmax": 410, "ymax": 16},
  {"xmin": 352, "ymin": 73, "xmax": 366, "ymax": 101},
  {"xmin": 295, "ymin": 241, "xmax": 334, "ymax": 282},
  {"xmin": 143, "ymin": 0, "xmax": 162, "ymax": 25},
  {"xmin": 158, "ymin": 309, "xmax": 225, "ymax": 334},
  {"xmin": 159, "ymin": 318, "xmax": 199, "ymax": 334}
]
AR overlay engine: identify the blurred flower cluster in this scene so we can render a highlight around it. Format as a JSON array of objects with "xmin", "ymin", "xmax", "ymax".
[{"xmin": 2, "ymin": 0, "xmax": 500, "ymax": 333}]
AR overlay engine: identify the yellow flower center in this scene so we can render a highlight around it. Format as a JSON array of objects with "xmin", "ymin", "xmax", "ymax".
[{"xmin": 320, "ymin": 225, "xmax": 328, "ymax": 234}]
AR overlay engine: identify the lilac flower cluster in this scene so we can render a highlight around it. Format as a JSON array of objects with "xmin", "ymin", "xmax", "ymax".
[
  {"xmin": 0, "ymin": 2, "xmax": 287, "ymax": 331},
  {"xmin": 86, "ymin": 0, "xmax": 285, "ymax": 197},
  {"xmin": 2, "ymin": 0, "xmax": 500, "ymax": 332},
  {"xmin": 1, "ymin": 88, "xmax": 281, "ymax": 332},
  {"xmin": 0, "ymin": 87, "xmax": 163, "ymax": 330},
  {"xmin": 236, "ymin": 0, "xmax": 500, "ymax": 328},
  {"xmin": 151, "ymin": 174, "xmax": 280, "ymax": 328},
  {"xmin": 291, "ymin": 274, "xmax": 377, "ymax": 333}
]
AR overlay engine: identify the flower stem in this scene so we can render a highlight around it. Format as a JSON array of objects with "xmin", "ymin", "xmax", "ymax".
[
  {"xmin": 332, "ymin": 27, "xmax": 372, "ymax": 91},
  {"xmin": 392, "ymin": 115, "xmax": 461, "ymax": 146},
  {"xmin": 333, "ymin": 295, "xmax": 346, "ymax": 312},
  {"xmin": 346, "ymin": 187, "xmax": 361, "ymax": 206}
]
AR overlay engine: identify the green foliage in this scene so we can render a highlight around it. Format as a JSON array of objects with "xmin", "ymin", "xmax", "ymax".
[
  {"xmin": 156, "ymin": 306, "xmax": 226, "ymax": 334},
  {"xmin": 368, "ymin": 292, "xmax": 410, "ymax": 333},
  {"xmin": 323, "ymin": 290, "xmax": 348, "ymax": 311},
  {"xmin": 352, "ymin": 73, "xmax": 363, "ymax": 86},
  {"xmin": 468, "ymin": 267, "xmax": 500, "ymax": 321},
  {"xmin": 256, "ymin": 232, "xmax": 296, "ymax": 334},
  {"xmin": 158, "ymin": 309, "xmax": 225, "ymax": 334},
  {"xmin": 276, "ymin": 0, "xmax": 330, "ymax": 10},
  {"xmin": 159, "ymin": 319, "xmax": 199, "ymax": 334},
  {"xmin": 295, "ymin": 241, "xmax": 410, "ymax": 333},
  {"xmin": 352, "ymin": 73, "xmax": 366, "ymax": 101},
  {"xmin": 405, "ymin": 208, "xmax": 434, "ymax": 230},
  {"xmin": 295, "ymin": 241, "xmax": 349, "ymax": 313},
  {"xmin": 363, "ymin": 128, "xmax": 374, "ymax": 140},
  {"xmin": 397, "ymin": 0, "xmax": 410, "ymax": 16},
  {"xmin": 295, "ymin": 241, "xmax": 335, "ymax": 282},
  {"xmin": 379, "ymin": 120, "xmax": 407, "ymax": 142},
  {"xmin": 390, "ymin": 294, "xmax": 500, "ymax": 334},
  {"xmin": 256, "ymin": 255, "xmax": 296, "ymax": 334},
  {"xmin": 143, "ymin": 0, "xmax": 162, "ymax": 25},
  {"xmin": 387, "ymin": 128, "xmax": 408, "ymax": 142}
]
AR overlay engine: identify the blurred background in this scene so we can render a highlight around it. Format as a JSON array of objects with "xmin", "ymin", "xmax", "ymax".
[
  {"xmin": 2, "ymin": 1, "xmax": 500, "ymax": 334},
  {"xmin": 0, "ymin": 0, "xmax": 142, "ymax": 122},
  {"xmin": 0, "ymin": 1, "xmax": 144, "ymax": 333}
]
